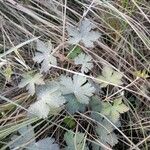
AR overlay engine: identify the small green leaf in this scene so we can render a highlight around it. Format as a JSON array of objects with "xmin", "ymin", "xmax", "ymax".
[
  {"xmin": 97, "ymin": 66, "xmax": 123, "ymax": 87},
  {"xmin": 18, "ymin": 71, "xmax": 45, "ymax": 96},
  {"xmin": 90, "ymin": 96, "xmax": 103, "ymax": 122},
  {"xmin": 66, "ymin": 19, "xmax": 101, "ymax": 48},
  {"xmin": 9, "ymin": 125, "xmax": 35, "ymax": 149},
  {"xmin": 60, "ymin": 75, "xmax": 95, "ymax": 104},
  {"xmin": 95, "ymin": 118, "xmax": 119, "ymax": 148},
  {"xmin": 67, "ymin": 46, "xmax": 82, "ymax": 59},
  {"xmin": 29, "ymin": 137, "xmax": 60, "ymax": 150},
  {"xmin": 113, "ymin": 98, "xmax": 129, "ymax": 113},
  {"xmin": 28, "ymin": 82, "xmax": 66, "ymax": 118},
  {"xmin": 90, "ymin": 96, "xmax": 102, "ymax": 113},
  {"xmin": 64, "ymin": 94, "xmax": 86, "ymax": 114},
  {"xmin": 63, "ymin": 116, "xmax": 76, "ymax": 129},
  {"xmin": 91, "ymin": 143, "xmax": 101, "ymax": 150},
  {"xmin": 9, "ymin": 124, "xmax": 60, "ymax": 150},
  {"xmin": 74, "ymin": 53, "xmax": 93, "ymax": 73},
  {"xmin": 101, "ymin": 98, "xmax": 129, "ymax": 123},
  {"xmin": 33, "ymin": 40, "xmax": 57, "ymax": 72},
  {"xmin": 64, "ymin": 131, "xmax": 88, "ymax": 150}
]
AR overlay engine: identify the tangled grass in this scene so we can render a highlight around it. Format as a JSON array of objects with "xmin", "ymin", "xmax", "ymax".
[{"xmin": 0, "ymin": 0, "xmax": 150, "ymax": 149}]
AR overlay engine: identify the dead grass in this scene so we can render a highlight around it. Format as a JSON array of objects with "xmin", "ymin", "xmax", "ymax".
[{"xmin": 0, "ymin": 0, "xmax": 149, "ymax": 149}]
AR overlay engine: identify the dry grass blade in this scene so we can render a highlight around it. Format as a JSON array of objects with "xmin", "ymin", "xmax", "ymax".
[{"xmin": 0, "ymin": 0, "xmax": 149, "ymax": 150}]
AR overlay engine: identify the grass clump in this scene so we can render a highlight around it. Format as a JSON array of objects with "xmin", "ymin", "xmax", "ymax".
[{"xmin": 0, "ymin": 0, "xmax": 150, "ymax": 149}]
